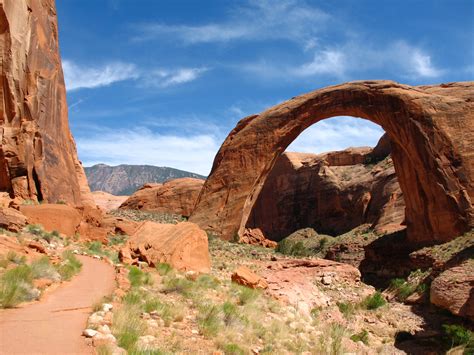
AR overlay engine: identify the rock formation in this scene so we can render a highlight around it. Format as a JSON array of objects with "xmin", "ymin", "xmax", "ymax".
[
  {"xmin": 120, "ymin": 178, "xmax": 205, "ymax": 218},
  {"xmin": 92, "ymin": 191, "xmax": 128, "ymax": 212},
  {"xmin": 246, "ymin": 135, "xmax": 405, "ymax": 241},
  {"xmin": 0, "ymin": 0, "xmax": 93, "ymax": 206},
  {"xmin": 191, "ymin": 81, "xmax": 474, "ymax": 245},
  {"xmin": 118, "ymin": 221, "xmax": 211, "ymax": 273}
]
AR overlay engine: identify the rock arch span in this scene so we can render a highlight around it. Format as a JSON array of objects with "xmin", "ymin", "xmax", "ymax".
[{"xmin": 190, "ymin": 81, "xmax": 474, "ymax": 244}]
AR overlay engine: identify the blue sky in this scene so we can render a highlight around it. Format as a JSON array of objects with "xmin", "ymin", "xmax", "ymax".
[{"xmin": 56, "ymin": 0, "xmax": 474, "ymax": 175}]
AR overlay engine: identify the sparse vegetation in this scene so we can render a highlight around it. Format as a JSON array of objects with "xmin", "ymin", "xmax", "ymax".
[
  {"xmin": 0, "ymin": 264, "xmax": 36, "ymax": 308},
  {"xmin": 25, "ymin": 224, "xmax": 61, "ymax": 243},
  {"xmin": 156, "ymin": 263, "xmax": 173, "ymax": 276},
  {"xmin": 351, "ymin": 329, "xmax": 369, "ymax": 345},
  {"xmin": 276, "ymin": 239, "xmax": 309, "ymax": 257},
  {"xmin": 361, "ymin": 291, "xmax": 386, "ymax": 310},
  {"xmin": 443, "ymin": 324, "xmax": 474, "ymax": 350},
  {"xmin": 128, "ymin": 266, "xmax": 153, "ymax": 287},
  {"xmin": 112, "ymin": 305, "xmax": 146, "ymax": 351},
  {"xmin": 108, "ymin": 234, "xmax": 128, "ymax": 246},
  {"xmin": 56, "ymin": 251, "xmax": 82, "ymax": 281}
]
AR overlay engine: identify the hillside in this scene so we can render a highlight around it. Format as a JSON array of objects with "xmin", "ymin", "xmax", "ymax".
[{"xmin": 84, "ymin": 164, "xmax": 206, "ymax": 195}]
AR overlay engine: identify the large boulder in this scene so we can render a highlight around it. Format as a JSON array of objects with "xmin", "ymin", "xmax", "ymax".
[
  {"xmin": 91, "ymin": 191, "xmax": 128, "ymax": 212},
  {"xmin": 120, "ymin": 178, "xmax": 205, "ymax": 217},
  {"xmin": 430, "ymin": 260, "xmax": 474, "ymax": 320},
  {"xmin": 120, "ymin": 221, "xmax": 211, "ymax": 273},
  {"xmin": 0, "ymin": 0, "xmax": 93, "ymax": 207},
  {"xmin": 0, "ymin": 208, "xmax": 27, "ymax": 232},
  {"xmin": 246, "ymin": 137, "xmax": 405, "ymax": 240},
  {"xmin": 20, "ymin": 204, "xmax": 82, "ymax": 236}
]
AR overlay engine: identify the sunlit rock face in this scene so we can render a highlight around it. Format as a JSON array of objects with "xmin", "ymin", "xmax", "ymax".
[
  {"xmin": 191, "ymin": 81, "xmax": 474, "ymax": 245},
  {"xmin": 0, "ymin": 0, "xmax": 92, "ymax": 206}
]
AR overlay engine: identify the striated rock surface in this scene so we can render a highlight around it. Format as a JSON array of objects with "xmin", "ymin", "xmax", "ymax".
[
  {"xmin": 0, "ymin": 0, "xmax": 93, "ymax": 206},
  {"xmin": 430, "ymin": 259, "xmax": 474, "ymax": 320},
  {"xmin": 92, "ymin": 191, "xmax": 128, "ymax": 212},
  {"xmin": 240, "ymin": 228, "xmax": 278, "ymax": 248},
  {"xmin": 246, "ymin": 136, "xmax": 405, "ymax": 241},
  {"xmin": 120, "ymin": 178, "xmax": 205, "ymax": 218},
  {"xmin": 0, "ymin": 207, "xmax": 27, "ymax": 232},
  {"xmin": 119, "ymin": 221, "xmax": 211, "ymax": 273},
  {"xmin": 191, "ymin": 81, "xmax": 474, "ymax": 245},
  {"xmin": 85, "ymin": 164, "xmax": 206, "ymax": 196}
]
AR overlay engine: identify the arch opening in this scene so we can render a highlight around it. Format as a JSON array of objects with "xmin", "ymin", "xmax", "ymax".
[{"xmin": 244, "ymin": 116, "xmax": 405, "ymax": 242}]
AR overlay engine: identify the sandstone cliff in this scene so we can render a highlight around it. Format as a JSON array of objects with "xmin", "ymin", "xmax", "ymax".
[{"xmin": 0, "ymin": 0, "xmax": 92, "ymax": 206}]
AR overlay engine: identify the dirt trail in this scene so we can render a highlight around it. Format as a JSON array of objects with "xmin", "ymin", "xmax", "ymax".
[{"xmin": 0, "ymin": 255, "xmax": 115, "ymax": 355}]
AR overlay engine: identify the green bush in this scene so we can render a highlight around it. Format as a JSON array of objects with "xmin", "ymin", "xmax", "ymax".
[
  {"xmin": 222, "ymin": 301, "xmax": 239, "ymax": 326},
  {"xmin": 361, "ymin": 292, "xmax": 386, "ymax": 310},
  {"xmin": 443, "ymin": 324, "xmax": 474, "ymax": 349},
  {"xmin": 0, "ymin": 264, "xmax": 36, "ymax": 308},
  {"xmin": 350, "ymin": 329, "xmax": 369, "ymax": 345},
  {"xmin": 6, "ymin": 251, "xmax": 26, "ymax": 265},
  {"xmin": 156, "ymin": 263, "xmax": 173, "ymax": 276},
  {"xmin": 337, "ymin": 301, "xmax": 356, "ymax": 318},
  {"xmin": 198, "ymin": 304, "xmax": 221, "ymax": 336},
  {"xmin": 30, "ymin": 257, "xmax": 59, "ymax": 280},
  {"xmin": 236, "ymin": 285, "xmax": 260, "ymax": 305},
  {"xmin": 389, "ymin": 278, "xmax": 416, "ymax": 301},
  {"xmin": 162, "ymin": 276, "xmax": 194, "ymax": 297},
  {"xmin": 112, "ymin": 305, "xmax": 145, "ymax": 351},
  {"xmin": 128, "ymin": 266, "xmax": 153, "ymax": 287},
  {"xmin": 196, "ymin": 274, "xmax": 220, "ymax": 289},
  {"xmin": 108, "ymin": 234, "xmax": 128, "ymax": 246},
  {"xmin": 222, "ymin": 343, "xmax": 245, "ymax": 355},
  {"xmin": 56, "ymin": 251, "xmax": 82, "ymax": 281},
  {"xmin": 276, "ymin": 239, "xmax": 309, "ymax": 257}
]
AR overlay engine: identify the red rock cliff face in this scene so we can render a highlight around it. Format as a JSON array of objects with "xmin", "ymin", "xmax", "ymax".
[
  {"xmin": 246, "ymin": 136, "xmax": 405, "ymax": 241},
  {"xmin": 0, "ymin": 0, "xmax": 92, "ymax": 205},
  {"xmin": 191, "ymin": 81, "xmax": 474, "ymax": 245}
]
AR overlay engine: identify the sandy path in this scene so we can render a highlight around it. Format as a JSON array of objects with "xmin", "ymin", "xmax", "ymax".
[{"xmin": 0, "ymin": 255, "xmax": 115, "ymax": 355}]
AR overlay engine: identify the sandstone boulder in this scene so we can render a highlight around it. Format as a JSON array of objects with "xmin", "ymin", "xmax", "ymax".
[
  {"xmin": 430, "ymin": 260, "xmax": 474, "ymax": 320},
  {"xmin": 120, "ymin": 221, "xmax": 210, "ymax": 273},
  {"xmin": 231, "ymin": 266, "xmax": 268, "ymax": 289},
  {"xmin": 120, "ymin": 178, "xmax": 204, "ymax": 217},
  {"xmin": 240, "ymin": 228, "xmax": 277, "ymax": 248},
  {"xmin": 0, "ymin": 208, "xmax": 27, "ymax": 232},
  {"xmin": 20, "ymin": 204, "xmax": 82, "ymax": 236}
]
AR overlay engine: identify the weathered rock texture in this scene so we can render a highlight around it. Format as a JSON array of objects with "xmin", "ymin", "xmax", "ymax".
[
  {"xmin": 119, "ymin": 221, "xmax": 211, "ymax": 273},
  {"xmin": 120, "ymin": 178, "xmax": 205, "ymax": 218},
  {"xmin": 231, "ymin": 266, "xmax": 268, "ymax": 289},
  {"xmin": 430, "ymin": 259, "xmax": 474, "ymax": 320},
  {"xmin": 191, "ymin": 81, "xmax": 474, "ymax": 245},
  {"xmin": 92, "ymin": 191, "xmax": 128, "ymax": 212},
  {"xmin": 0, "ymin": 0, "xmax": 92, "ymax": 206},
  {"xmin": 246, "ymin": 135, "xmax": 405, "ymax": 241}
]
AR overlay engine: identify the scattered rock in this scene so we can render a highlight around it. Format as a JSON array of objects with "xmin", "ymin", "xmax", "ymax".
[
  {"xmin": 0, "ymin": 208, "xmax": 27, "ymax": 232},
  {"xmin": 231, "ymin": 266, "xmax": 268, "ymax": 289},
  {"xmin": 83, "ymin": 329, "xmax": 98, "ymax": 338},
  {"xmin": 240, "ymin": 228, "xmax": 277, "ymax": 248}
]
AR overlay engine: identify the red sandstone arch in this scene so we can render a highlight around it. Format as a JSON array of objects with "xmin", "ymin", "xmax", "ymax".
[{"xmin": 190, "ymin": 81, "xmax": 474, "ymax": 244}]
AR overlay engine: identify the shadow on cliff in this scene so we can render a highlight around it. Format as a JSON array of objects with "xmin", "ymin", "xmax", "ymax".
[{"xmin": 358, "ymin": 232, "xmax": 474, "ymax": 354}]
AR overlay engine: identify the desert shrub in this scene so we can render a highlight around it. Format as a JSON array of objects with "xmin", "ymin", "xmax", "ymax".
[
  {"xmin": 143, "ymin": 297, "xmax": 183, "ymax": 326},
  {"xmin": 6, "ymin": 251, "xmax": 26, "ymax": 265},
  {"xmin": 389, "ymin": 278, "xmax": 417, "ymax": 301},
  {"xmin": 197, "ymin": 303, "xmax": 221, "ymax": 336},
  {"xmin": 56, "ymin": 251, "xmax": 82, "ymax": 281},
  {"xmin": 128, "ymin": 266, "xmax": 153, "ymax": 287},
  {"xmin": 156, "ymin": 263, "xmax": 173, "ymax": 276},
  {"xmin": 25, "ymin": 224, "xmax": 57, "ymax": 243},
  {"xmin": 112, "ymin": 305, "xmax": 145, "ymax": 351},
  {"xmin": 108, "ymin": 234, "xmax": 128, "ymax": 246},
  {"xmin": 351, "ymin": 329, "xmax": 369, "ymax": 345},
  {"xmin": 329, "ymin": 323, "xmax": 346, "ymax": 355},
  {"xmin": 30, "ymin": 257, "xmax": 60, "ymax": 280},
  {"xmin": 196, "ymin": 274, "xmax": 220, "ymax": 289},
  {"xmin": 0, "ymin": 257, "xmax": 9, "ymax": 269},
  {"xmin": 123, "ymin": 290, "xmax": 143, "ymax": 306},
  {"xmin": 235, "ymin": 285, "xmax": 260, "ymax": 305},
  {"xmin": 87, "ymin": 241, "xmax": 103, "ymax": 254},
  {"xmin": 0, "ymin": 264, "xmax": 36, "ymax": 308},
  {"xmin": 222, "ymin": 301, "xmax": 239, "ymax": 326},
  {"xmin": 443, "ymin": 324, "xmax": 474, "ymax": 349},
  {"xmin": 221, "ymin": 343, "xmax": 245, "ymax": 355},
  {"xmin": 276, "ymin": 239, "xmax": 309, "ymax": 257},
  {"xmin": 162, "ymin": 276, "xmax": 194, "ymax": 297},
  {"xmin": 361, "ymin": 291, "xmax": 386, "ymax": 310},
  {"xmin": 337, "ymin": 301, "xmax": 356, "ymax": 318}
]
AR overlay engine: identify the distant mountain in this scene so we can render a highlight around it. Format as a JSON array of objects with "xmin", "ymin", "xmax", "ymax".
[{"xmin": 84, "ymin": 164, "xmax": 206, "ymax": 196}]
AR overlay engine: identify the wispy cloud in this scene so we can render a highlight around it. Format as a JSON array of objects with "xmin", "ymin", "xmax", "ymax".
[
  {"xmin": 287, "ymin": 116, "xmax": 384, "ymax": 154},
  {"xmin": 63, "ymin": 60, "xmax": 139, "ymax": 91},
  {"xmin": 242, "ymin": 40, "xmax": 444, "ymax": 80},
  {"xmin": 63, "ymin": 60, "xmax": 208, "ymax": 91},
  {"xmin": 77, "ymin": 127, "xmax": 220, "ymax": 176},
  {"xmin": 133, "ymin": 0, "xmax": 329, "ymax": 47},
  {"xmin": 144, "ymin": 68, "xmax": 209, "ymax": 88}
]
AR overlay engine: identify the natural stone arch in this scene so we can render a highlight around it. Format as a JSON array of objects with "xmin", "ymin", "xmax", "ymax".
[{"xmin": 190, "ymin": 81, "xmax": 474, "ymax": 245}]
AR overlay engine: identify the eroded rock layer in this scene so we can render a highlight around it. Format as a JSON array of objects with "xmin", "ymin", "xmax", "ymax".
[
  {"xmin": 0, "ymin": 0, "xmax": 91, "ymax": 205},
  {"xmin": 191, "ymin": 81, "xmax": 474, "ymax": 244},
  {"xmin": 246, "ymin": 135, "xmax": 405, "ymax": 241}
]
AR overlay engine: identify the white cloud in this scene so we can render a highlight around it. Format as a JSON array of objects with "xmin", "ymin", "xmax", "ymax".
[
  {"xmin": 292, "ymin": 49, "xmax": 346, "ymax": 77},
  {"xmin": 63, "ymin": 60, "xmax": 139, "ymax": 91},
  {"xmin": 287, "ymin": 116, "xmax": 385, "ymax": 154},
  {"xmin": 63, "ymin": 60, "xmax": 208, "ymax": 91},
  {"xmin": 77, "ymin": 127, "xmax": 221, "ymax": 176},
  {"xmin": 133, "ymin": 0, "xmax": 329, "ymax": 46},
  {"xmin": 144, "ymin": 68, "xmax": 208, "ymax": 88}
]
